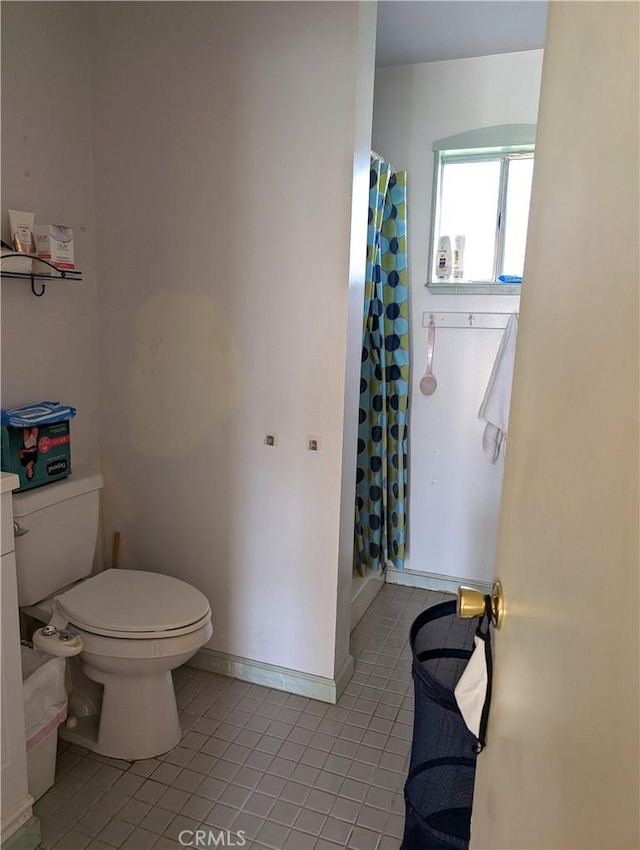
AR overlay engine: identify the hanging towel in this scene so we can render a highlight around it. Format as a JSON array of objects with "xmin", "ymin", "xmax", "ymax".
[{"xmin": 478, "ymin": 313, "xmax": 518, "ymax": 462}]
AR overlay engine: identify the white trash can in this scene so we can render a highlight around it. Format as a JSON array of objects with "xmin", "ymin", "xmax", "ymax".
[{"xmin": 21, "ymin": 646, "xmax": 68, "ymax": 801}]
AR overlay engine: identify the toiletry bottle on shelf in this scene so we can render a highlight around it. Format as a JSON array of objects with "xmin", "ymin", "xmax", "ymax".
[
  {"xmin": 8, "ymin": 210, "xmax": 36, "ymax": 254},
  {"xmin": 435, "ymin": 235, "xmax": 452, "ymax": 278},
  {"xmin": 453, "ymin": 235, "xmax": 466, "ymax": 279}
]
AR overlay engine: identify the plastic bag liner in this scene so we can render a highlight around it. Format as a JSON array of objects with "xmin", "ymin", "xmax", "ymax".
[
  {"xmin": 402, "ymin": 600, "xmax": 479, "ymax": 850},
  {"xmin": 21, "ymin": 646, "xmax": 67, "ymax": 749}
]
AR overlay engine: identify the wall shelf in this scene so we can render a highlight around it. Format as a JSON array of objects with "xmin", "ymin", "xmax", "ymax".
[{"xmin": 1, "ymin": 253, "xmax": 82, "ymax": 296}]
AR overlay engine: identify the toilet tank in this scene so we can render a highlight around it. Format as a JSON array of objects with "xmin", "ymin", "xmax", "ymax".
[{"xmin": 13, "ymin": 473, "xmax": 103, "ymax": 606}]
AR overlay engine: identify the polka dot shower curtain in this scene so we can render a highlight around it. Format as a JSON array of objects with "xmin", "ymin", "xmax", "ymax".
[{"xmin": 355, "ymin": 154, "xmax": 409, "ymax": 575}]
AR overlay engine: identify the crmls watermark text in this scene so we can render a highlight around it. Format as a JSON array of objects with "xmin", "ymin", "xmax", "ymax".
[{"xmin": 179, "ymin": 830, "xmax": 247, "ymax": 847}]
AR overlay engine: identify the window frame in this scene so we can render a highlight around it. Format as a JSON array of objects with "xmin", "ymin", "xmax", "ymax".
[{"xmin": 427, "ymin": 124, "xmax": 537, "ymax": 294}]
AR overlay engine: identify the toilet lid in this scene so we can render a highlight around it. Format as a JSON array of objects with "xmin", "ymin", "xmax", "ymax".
[{"xmin": 57, "ymin": 569, "xmax": 211, "ymax": 635}]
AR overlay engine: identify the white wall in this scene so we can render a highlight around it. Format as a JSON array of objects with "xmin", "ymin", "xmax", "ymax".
[
  {"xmin": 372, "ymin": 50, "xmax": 543, "ymax": 583},
  {"xmin": 88, "ymin": 2, "xmax": 370, "ymax": 682},
  {"xmin": 1, "ymin": 3, "xmax": 101, "ymax": 478}
]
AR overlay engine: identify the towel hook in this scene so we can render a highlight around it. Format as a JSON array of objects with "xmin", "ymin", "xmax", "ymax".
[{"xmin": 30, "ymin": 276, "xmax": 46, "ymax": 297}]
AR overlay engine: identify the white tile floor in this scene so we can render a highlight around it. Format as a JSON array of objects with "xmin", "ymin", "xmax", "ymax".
[{"xmin": 34, "ymin": 585, "xmax": 449, "ymax": 850}]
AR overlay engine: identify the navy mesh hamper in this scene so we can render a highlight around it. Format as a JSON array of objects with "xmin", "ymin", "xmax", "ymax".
[{"xmin": 402, "ymin": 600, "xmax": 479, "ymax": 850}]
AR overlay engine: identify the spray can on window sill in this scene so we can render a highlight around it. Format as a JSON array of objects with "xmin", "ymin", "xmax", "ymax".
[
  {"xmin": 453, "ymin": 235, "xmax": 466, "ymax": 279},
  {"xmin": 435, "ymin": 236, "xmax": 452, "ymax": 278}
]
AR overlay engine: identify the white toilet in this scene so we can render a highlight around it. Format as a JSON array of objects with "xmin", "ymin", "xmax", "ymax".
[{"xmin": 14, "ymin": 473, "xmax": 213, "ymax": 761}]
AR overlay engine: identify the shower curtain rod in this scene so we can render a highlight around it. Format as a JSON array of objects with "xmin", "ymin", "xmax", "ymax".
[{"xmin": 371, "ymin": 150, "xmax": 396, "ymax": 174}]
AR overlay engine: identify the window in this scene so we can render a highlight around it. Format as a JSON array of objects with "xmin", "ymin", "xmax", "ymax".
[{"xmin": 428, "ymin": 125, "xmax": 536, "ymax": 291}]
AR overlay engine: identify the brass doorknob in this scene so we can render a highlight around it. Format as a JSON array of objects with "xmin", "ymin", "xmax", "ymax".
[{"xmin": 457, "ymin": 580, "xmax": 505, "ymax": 629}]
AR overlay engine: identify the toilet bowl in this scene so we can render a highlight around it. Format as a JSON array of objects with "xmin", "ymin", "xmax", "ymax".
[
  {"xmin": 49, "ymin": 569, "xmax": 212, "ymax": 759},
  {"xmin": 14, "ymin": 474, "xmax": 213, "ymax": 760}
]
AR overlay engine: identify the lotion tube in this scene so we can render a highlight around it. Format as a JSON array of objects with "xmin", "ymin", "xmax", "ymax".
[{"xmin": 8, "ymin": 210, "xmax": 36, "ymax": 254}]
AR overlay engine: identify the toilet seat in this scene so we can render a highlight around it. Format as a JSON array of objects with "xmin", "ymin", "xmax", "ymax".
[{"xmin": 56, "ymin": 569, "xmax": 211, "ymax": 639}]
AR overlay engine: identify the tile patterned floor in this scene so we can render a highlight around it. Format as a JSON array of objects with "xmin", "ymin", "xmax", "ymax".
[{"xmin": 34, "ymin": 585, "xmax": 449, "ymax": 850}]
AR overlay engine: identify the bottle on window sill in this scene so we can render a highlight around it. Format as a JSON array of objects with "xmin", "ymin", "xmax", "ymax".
[
  {"xmin": 453, "ymin": 235, "xmax": 465, "ymax": 279},
  {"xmin": 436, "ymin": 235, "xmax": 452, "ymax": 278}
]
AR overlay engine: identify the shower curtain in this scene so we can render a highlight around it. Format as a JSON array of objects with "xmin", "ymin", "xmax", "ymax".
[{"xmin": 355, "ymin": 154, "xmax": 409, "ymax": 575}]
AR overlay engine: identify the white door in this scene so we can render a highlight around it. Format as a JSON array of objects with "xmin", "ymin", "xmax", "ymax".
[{"xmin": 470, "ymin": 3, "xmax": 639, "ymax": 849}]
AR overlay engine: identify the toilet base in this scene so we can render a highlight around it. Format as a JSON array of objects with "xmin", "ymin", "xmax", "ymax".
[
  {"xmin": 58, "ymin": 713, "xmax": 106, "ymax": 756},
  {"xmin": 53, "ymin": 617, "xmax": 213, "ymax": 761},
  {"xmin": 60, "ymin": 699, "xmax": 180, "ymax": 761},
  {"xmin": 65, "ymin": 662, "xmax": 182, "ymax": 760}
]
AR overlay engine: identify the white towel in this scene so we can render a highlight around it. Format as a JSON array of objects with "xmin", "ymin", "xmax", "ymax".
[{"xmin": 478, "ymin": 313, "xmax": 518, "ymax": 462}]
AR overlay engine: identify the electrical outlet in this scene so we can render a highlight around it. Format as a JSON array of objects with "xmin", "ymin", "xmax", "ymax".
[
  {"xmin": 306, "ymin": 435, "xmax": 321, "ymax": 452},
  {"xmin": 264, "ymin": 432, "xmax": 278, "ymax": 447}
]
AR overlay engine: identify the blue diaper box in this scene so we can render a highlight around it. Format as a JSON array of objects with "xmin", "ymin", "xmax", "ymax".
[{"xmin": 1, "ymin": 402, "xmax": 76, "ymax": 491}]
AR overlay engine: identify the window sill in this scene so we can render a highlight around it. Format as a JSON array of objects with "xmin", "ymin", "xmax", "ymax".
[{"xmin": 426, "ymin": 281, "xmax": 522, "ymax": 296}]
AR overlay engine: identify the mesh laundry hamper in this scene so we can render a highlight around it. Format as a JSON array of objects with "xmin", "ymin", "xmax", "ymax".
[{"xmin": 402, "ymin": 600, "xmax": 479, "ymax": 850}]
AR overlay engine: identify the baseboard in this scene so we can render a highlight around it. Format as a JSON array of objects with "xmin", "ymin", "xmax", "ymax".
[
  {"xmin": 188, "ymin": 649, "xmax": 354, "ymax": 705},
  {"xmin": 1, "ymin": 800, "xmax": 37, "ymax": 849},
  {"xmin": 385, "ymin": 566, "xmax": 492, "ymax": 595},
  {"xmin": 350, "ymin": 570, "xmax": 385, "ymax": 632}
]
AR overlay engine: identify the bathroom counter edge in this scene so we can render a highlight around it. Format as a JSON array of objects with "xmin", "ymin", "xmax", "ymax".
[{"xmin": 1, "ymin": 472, "xmax": 21, "ymax": 494}]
